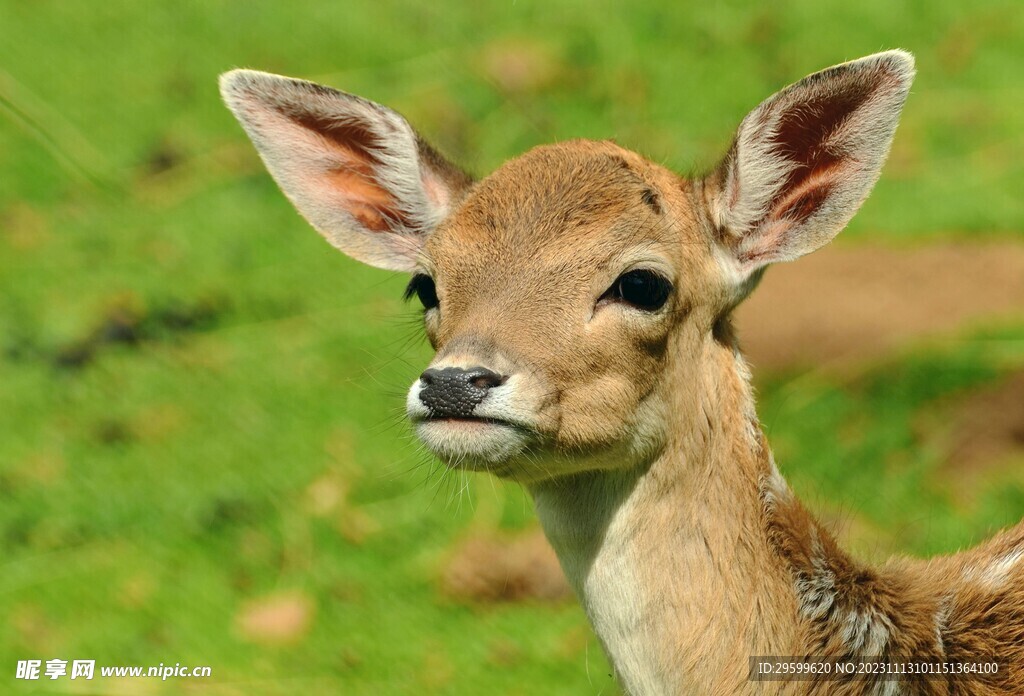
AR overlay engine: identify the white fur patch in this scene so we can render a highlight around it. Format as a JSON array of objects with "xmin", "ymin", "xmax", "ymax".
[
  {"xmin": 730, "ymin": 350, "xmax": 762, "ymax": 450},
  {"xmin": 987, "ymin": 549, "xmax": 1023, "ymax": 585},
  {"xmin": 796, "ymin": 527, "xmax": 838, "ymax": 622},
  {"xmin": 532, "ymin": 478, "xmax": 668, "ymax": 696},
  {"xmin": 933, "ymin": 596, "xmax": 951, "ymax": 654},
  {"xmin": 963, "ymin": 548, "xmax": 1023, "ymax": 589},
  {"xmin": 840, "ymin": 606, "xmax": 891, "ymax": 655},
  {"xmin": 760, "ymin": 451, "xmax": 791, "ymax": 509}
]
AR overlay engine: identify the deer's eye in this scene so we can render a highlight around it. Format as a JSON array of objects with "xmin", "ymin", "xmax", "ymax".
[
  {"xmin": 604, "ymin": 269, "xmax": 672, "ymax": 311},
  {"xmin": 404, "ymin": 274, "xmax": 439, "ymax": 310}
]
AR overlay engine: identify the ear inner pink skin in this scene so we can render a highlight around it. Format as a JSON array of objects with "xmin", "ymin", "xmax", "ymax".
[
  {"xmin": 325, "ymin": 166, "xmax": 400, "ymax": 233},
  {"xmin": 300, "ymin": 113, "xmax": 410, "ymax": 234},
  {"xmin": 219, "ymin": 69, "xmax": 473, "ymax": 270}
]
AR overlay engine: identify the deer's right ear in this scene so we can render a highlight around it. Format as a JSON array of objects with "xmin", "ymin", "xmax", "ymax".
[{"xmin": 220, "ymin": 70, "xmax": 472, "ymax": 271}]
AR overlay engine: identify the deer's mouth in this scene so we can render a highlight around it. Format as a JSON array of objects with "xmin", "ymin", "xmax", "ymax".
[
  {"xmin": 417, "ymin": 415, "xmax": 514, "ymax": 426},
  {"xmin": 411, "ymin": 415, "xmax": 535, "ymax": 469}
]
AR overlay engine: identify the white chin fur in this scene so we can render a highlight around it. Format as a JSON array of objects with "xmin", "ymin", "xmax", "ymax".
[{"xmin": 413, "ymin": 420, "xmax": 532, "ymax": 467}]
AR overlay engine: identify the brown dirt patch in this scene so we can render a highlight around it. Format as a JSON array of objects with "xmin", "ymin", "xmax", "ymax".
[
  {"xmin": 909, "ymin": 369, "xmax": 1024, "ymax": 503},
  {"xmin": 734, "ymin": 242, "xmax": 1024, "ymax": 371},
  {"xmin": 936, "ymin": 370, "xmax": 1024, "ymax": 478},
  {"xmin": 441, "ymin": 530, "xmax": 571, "ymax": 603}
]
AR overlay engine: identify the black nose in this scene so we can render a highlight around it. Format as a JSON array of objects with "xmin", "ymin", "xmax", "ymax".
[{"xmin": 419, "ymin": 366, "xmax": 504, "ymax": 418}]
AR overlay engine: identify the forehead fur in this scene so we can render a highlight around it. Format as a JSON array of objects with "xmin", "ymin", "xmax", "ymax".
[{"xmin": 433, "ymin": 139, "xmax": 677, "ymax": 259}]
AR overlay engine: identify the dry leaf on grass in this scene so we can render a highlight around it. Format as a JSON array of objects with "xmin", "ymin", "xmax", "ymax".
[{"xmin": 235, "ymin": 591, "xmax": 314, "ymax": 645}]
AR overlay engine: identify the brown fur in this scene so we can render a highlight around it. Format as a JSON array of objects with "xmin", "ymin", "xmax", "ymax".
[
  {"xmin": 221, "ymin": 51, "xmax": 1024, "ymax": 695},
  {"xmin": 764, "ymin": 449, "xmax": 1024, "ymax": 694}
]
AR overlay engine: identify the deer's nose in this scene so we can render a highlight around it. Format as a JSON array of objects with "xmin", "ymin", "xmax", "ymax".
[{"xmin": 419, "ymin": 366, "xmax": 505, "ymax": 418}]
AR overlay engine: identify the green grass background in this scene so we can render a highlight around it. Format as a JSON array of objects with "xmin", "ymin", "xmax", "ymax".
[{"xmin": 2, "ymin": 1, "xmax": 1023, "ymax": 693}]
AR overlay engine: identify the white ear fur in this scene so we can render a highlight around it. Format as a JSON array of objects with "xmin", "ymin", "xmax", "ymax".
[
  {"xmin": 710, "ymin": 50, "xmax": 915, "ymax": 284},
  {"xmin": 219, "ymin": 70, "xmax": 471, "ymax": 271}
]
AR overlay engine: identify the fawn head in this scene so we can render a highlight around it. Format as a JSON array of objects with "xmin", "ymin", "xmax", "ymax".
[{"xmin": 221, "ymin": 51, "xmax": 913, "ymax": 483}]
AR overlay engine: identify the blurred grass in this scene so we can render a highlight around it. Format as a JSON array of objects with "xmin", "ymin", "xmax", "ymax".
[{"xmin": 1, "ymin": 1, "xmax": 1022, "ymax": 693}]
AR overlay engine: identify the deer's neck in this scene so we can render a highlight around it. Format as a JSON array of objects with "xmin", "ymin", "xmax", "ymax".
[
  {"xmin": 531, "ymin": 332, "xmax": 953, "ymax": 694},
  {"xmin": 531, "ymin": 336, "xmax": 801, "ymax": 694}
]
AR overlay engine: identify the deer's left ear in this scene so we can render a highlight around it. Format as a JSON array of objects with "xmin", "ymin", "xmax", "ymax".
[{"xmin": 707, "ymin": 50, "xmax": 914, "ymax": 286}]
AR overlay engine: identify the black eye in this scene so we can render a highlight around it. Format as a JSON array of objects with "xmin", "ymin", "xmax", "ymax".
[
  {"xmin": 605, "ymin": 269, "xmax": 672, "ymax": 311},
  {"xmin": 403, "ymin": 274, "xmax": 439, "ymax": 310}
]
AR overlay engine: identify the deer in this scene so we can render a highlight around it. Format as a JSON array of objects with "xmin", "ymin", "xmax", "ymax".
[{"xmin": 220, "ymin": 51, "xmax": 1024, "ymax": 694}]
